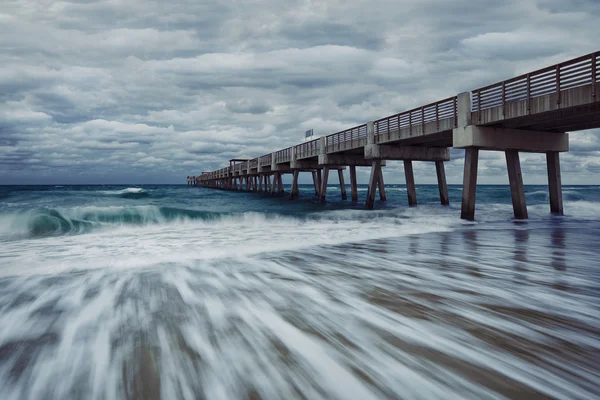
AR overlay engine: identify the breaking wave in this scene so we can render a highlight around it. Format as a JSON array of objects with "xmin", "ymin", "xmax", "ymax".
[
  {"xmin": 0, "ymin": 206, "xmax": 224, "ymax": 239},
  {"xmin": 99, "ymin": 187, "xmax": 150, "ymax": 199}
]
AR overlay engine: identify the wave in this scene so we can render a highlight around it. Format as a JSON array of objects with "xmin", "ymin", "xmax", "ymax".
[
  {"xmin": 0, "ymin": 203, "xmax": 463, "ymax": 243},
  {"xmin": 0, "ymin": 206, "xmax": 225, "ymax": 240},
  {"xmin": 99, "ymin": 187, "xmax": 150, "ymax": 199}
]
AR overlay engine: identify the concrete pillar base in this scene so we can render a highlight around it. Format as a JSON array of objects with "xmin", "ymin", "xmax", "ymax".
[
  {"xmin": 349, "ymin": 165, "xmax": 358, "ymax": 201},
  {"xmin": 291, "ymin": 170, "xmax": 300, "ymax": 199},
  {"xmin": 377, "ymin": 167, "xmax": 386, "ymax": 201},
  {"xmin": 461, "ymin": 148, "xmax": 479, "ymax": 220},
  {"xmin": 506, "ymin": 150, "xmax": 528, "ymax": 219},
  {"xmin": 316, "ymin": 169, "xmax": 322, "ymax": 197},
  {"xmin": 404, "ymin": 160, "xmax": 416, "ymax": 206},
  {"xmin": 547, "ymin": 152, "xmax": 564, "ymax": 215},
  {"xmin": 278, "ymin": 173, "xmax": 284, "ymax": 193},
  {"xmin": 366, "ymin": 160, "xmax": 382, "ymax": 209},
  {"xmin": 319, "ymin": 167, "xmax": 330, "ymax": 203},
  {"xmin": 338, "ymin": 170, "xmax": 347, "ymax": 200},
  {"xmin": 435, "ymin": 161, "xmax": 449, "ymax": 205}
]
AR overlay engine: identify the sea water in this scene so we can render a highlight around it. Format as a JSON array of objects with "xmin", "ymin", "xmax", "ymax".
[{"xmin": 0, "ymin": 184, "xmax": 599, "ymax": 399}]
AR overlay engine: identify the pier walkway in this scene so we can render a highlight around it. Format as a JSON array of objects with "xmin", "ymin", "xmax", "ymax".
[{"xmin": 188, "ymin": 51, "xmax": 600, "ymax": 220}]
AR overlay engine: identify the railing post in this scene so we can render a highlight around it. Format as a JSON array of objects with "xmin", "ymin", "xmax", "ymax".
[
  {"xmin": 435, "ymin": 102, "xmax": 439, "ymax": 130},
  {"xmin": 477, "ymin": 89, "xmax": 481, "ymax": 123},
  {"xmin": 592, "ymin": 52, "xmax": 597, "ymax": 98},
  {"xmin": 556, "ymin": 64, "xmax": 561, "ymax": 105},
  {"xmin": 409, "ymin": 111, "xmax": 412, "ymax": 136},
  {"xmin": 421, "ymin": 106, "xmax": 425, "ymax": 134},
  {"xmin": 502, "ymin": 81, "xmax": 506, "ymax": 118},
  {"xmin": 367, "ymin": 121, "xmax": 375, "ymax": 145},
  {"xmin": 387, "ymin": 117, "xmax": 390, "ymax": 141},
  {"xmin": 454, "ymin": 97, "xmax": 458, "ymax": 127},
  {"xmin": 457, "ymin": 92, "xmax": 472, "ymax": 128},
  {"xmin": 527, "ymin": 73, "xmax": 531, "ymax": 114}
]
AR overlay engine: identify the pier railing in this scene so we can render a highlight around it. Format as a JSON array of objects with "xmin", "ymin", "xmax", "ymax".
[
  {"xmin": 259, "ymin": 153, "xmax": 272, "ymax": 167},
  {"xmin": 296, "ymin": 138, "xmax": 320, "ymax": 159},
  {"xmin": 472, "ymin": 51, "xmax": 599, "ymax": 114},
  {"xmin": 375, "ymin": 96, "xmax": 457, "ymax": 143},
  {"xmin": 325, "ymin": 124, "xmax": 368, "ymax": 152},
  {"xmin": 250, "ymin": 158, "xmax": 258, "ymax": 168},
  {"xmin": 274, "ymin": 147, "xmax": 292, "ymax": 163}
]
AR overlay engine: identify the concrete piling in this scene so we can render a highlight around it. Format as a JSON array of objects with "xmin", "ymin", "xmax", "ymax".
[
  {"xmin": 365, "ymin": 160, "xmax": 381, "ymax": 209},
  {"xmin": 319, "ymin": 167, "xmax": 330, "ymax": 203},
  {"xmin": 461, "ymin": 148, "xmax": 479, "ymax": 221},
  {"xmin": 505, "ymin": 150, "xmax": 527, "ymax": 219},
  {"xmin": 546, "ymin": 152, "xmax": 563, "ymax": 215},
  {"xmin": 291, "ymin": 170, "xmax": 300, "ymax": 199},
  {"xmin": 349, "ymin": 166, "xmax": 358, "ymax": 201},
  {"xmin": 435, "ymin": 161, "xmax": 449, "ymax": 205},
  {"xmin": 338, "ymin": 170, "xmax": 347, "ymax": 200},
  {"xmin": 404, "ymin": 160, "xmax": 416, "ymax": 206}
]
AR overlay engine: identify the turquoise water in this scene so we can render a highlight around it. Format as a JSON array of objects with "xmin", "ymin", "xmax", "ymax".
[{"xmin": 0, "ymin": 184, "xmax": 599, "ymax": 399}]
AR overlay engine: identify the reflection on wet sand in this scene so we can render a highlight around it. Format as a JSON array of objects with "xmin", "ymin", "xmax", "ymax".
[
  {"xmin": 1, "ymin": 223, "xmax": 599, "ymax": 399},
  {"xmin": 513, "ymin": 228, "xmax": 529, "ymax": 284}
]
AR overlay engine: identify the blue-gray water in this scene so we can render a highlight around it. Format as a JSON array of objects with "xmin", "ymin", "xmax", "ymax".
[{"xmin": 1, "ymin": 184, "xmax": 599, "ymax": 399}]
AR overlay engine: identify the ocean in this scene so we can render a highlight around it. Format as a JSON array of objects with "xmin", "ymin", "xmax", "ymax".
[{"xmin": 0, "ymin": 183, "xmax": 599, "ymax": 399}]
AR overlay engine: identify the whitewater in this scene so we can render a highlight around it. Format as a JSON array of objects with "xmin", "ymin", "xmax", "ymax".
[{"xmin": 0, "ymin": 184, "xmax": 599, "ymax": 399}]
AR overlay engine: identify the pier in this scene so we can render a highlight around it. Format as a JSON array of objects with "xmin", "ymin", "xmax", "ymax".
[{"xmin": 188, "ymin": 51, "xmax": 600, "ymax": 220}]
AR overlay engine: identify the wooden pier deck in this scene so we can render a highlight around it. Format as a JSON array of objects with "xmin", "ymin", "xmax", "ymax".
[{"xmin": 188, "ymin": 51, "xmax": 600, "ymax": 220}]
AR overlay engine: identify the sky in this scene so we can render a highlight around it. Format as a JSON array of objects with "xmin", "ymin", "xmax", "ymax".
[{"xmin": 1, "ymin": 0, "xmax": 600, "ymax": 185}]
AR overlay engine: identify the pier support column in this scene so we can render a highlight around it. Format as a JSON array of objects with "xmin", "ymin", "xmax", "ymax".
[
  {"xmin": 349, "ymin": 165, "xmax": 358, "ymax": 201},
  {"xmin": 506, "ymin": 150, "xmax": 528, "ymax": 219},
  {"xmin": 316, "ymin": 169, "xmax": 322, "ymax": 196},
  {"xmin": 435, "ymin": 161, "xmax": 449, "ymax": 205},
  {"xmin": 404, "ymin": 160, "xmax": 416, "ymax": 206},
  {"xmin": 257, "ymin": 175, "xmax": 263, "ymax": 192},
  {"xmin": 546, "ymin": 151, "xmax": 563, "ymax": 215},
  {"xmin": 271, "ymin": 173, "xmax": 277, "ymax": 195},
  {"xmin": 366, "ymin": 160, "xmax": 382, "ymax": 209},
  {"xmin": 338, "ymin": 170, "xmax": 347, "ymax": 200},
  {"xmin": 278, "ymin": 173, "xmax": 284, "ymax": 193},
  {"xmin": 377, "ymin": 167, "xmax": 386, "ymax": 201},
  {"xmin": 461, "ymin": 148, "xmax": 479, "ymax": 221},
  {"xmin": 319, "ymin": 167, "xmax": 330, "ymax": 203},
  {"xmin": 291, "ymin": 170, "xmax": 300, "ymax": 199},
  {"xmin": 312, "ymin": 171, "xmax": 319, "ymax": 195}
]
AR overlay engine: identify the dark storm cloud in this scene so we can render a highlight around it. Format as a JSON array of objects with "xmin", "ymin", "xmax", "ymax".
[{"xmin": 0, "ymin": 0, "xmax": 599, "ymax": 184}]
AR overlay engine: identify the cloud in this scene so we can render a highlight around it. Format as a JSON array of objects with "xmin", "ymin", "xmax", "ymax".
[{"xmin": 0, "ymin": 0, "xmax": 599, "ymax": 184}]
